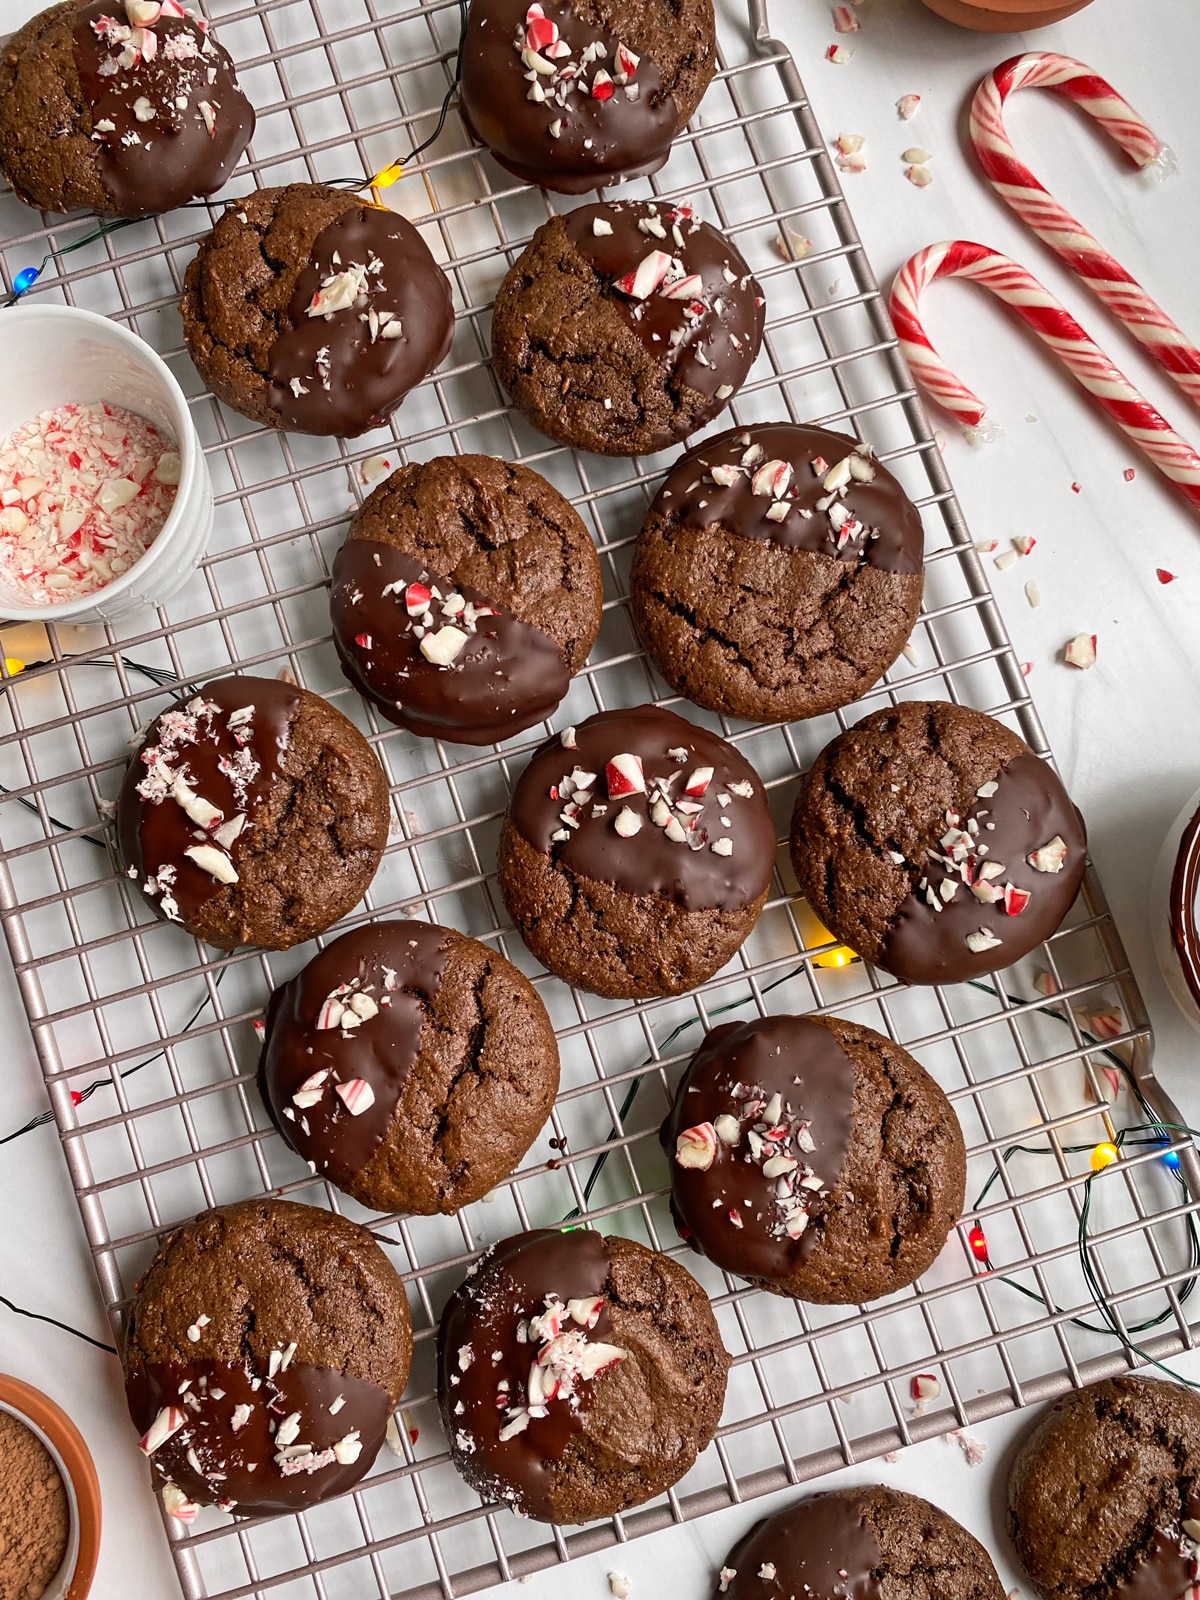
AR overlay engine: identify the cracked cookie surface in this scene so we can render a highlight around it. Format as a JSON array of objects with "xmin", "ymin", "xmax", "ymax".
[
  {"xmin": 661, "ymin": 1014, "xmax": 965, "ymax": 1303},
  {"xmin": 719, "ymin": 1484, "xmax": 1005, "ymax": 1600},
  {"xmin": 117, "ymin": 675, "xmax": 389, "ymax": 951},
  {"xmin": 491, "ymin": 200, "xmax": 764, "ymax": 458},
  {"xmin": 1009, "ymin": 1376, "xmax": 1200, "ymax": 1600},
  {"xmin": 497, "ymin": 704, "xmax": 777, "ymax": 998},
  {"xmin": 631, "ymin": 423, "xmax": 925, "ymax": 722},
  {"xmin": 181, "ymin": 183, "xmax": 454, "ymax": 436},
  {"xmin": 123, "ymin": 1198, "xmax": 412, "ymax": 1513},
  {"xmin": 258, "ymin": 919, "xmax": 560, "ymax": 1214},
  {"xmin": 436, "ymin": 1228, "xmax": 729, "ymax": 1523},
  {"xmin": 332, "ymin": 454, "xmax": 602, "ymax": 743},
  {"xmin": 789, "ymin": 701, "xmax": 1087, "ymax": 987}
]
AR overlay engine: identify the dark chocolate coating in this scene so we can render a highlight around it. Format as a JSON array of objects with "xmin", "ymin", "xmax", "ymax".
[
  {"xmin": 118, "ymin": 676, "xmax": 301, "ymax": 932},
  {"xmin": 719, "ymin": 1487, "xmax": 882, "ymax": 1600},
  {"xmin": 126, "ymin": 1359, "xmax": 390, "ymax": 1515},
  {"xmin": 660, "ymin": 1015, "xmax": 855, "ymax": 1281},
  {"xmin": 72, "ymin": 1, "xmax": 254, "ymax": 219},
  {"xmin": 882, "ymin": 752, "xmax": 1087, "ymax": 984},
  {"xmin": 438, "ymin": 1229, "xmax": 612, "ymax": 1520},
  {"xmin": 1009, "ymin": 1376, "xmax": 1200, "ymax": 1600},
  {"xmin": 1170, "ymin": 800, "xmax": 1200, "ymax": 1016},
  {"xmin": 258, "ymin": 920, "xmax": 452, "ymax": 1193},
  {"xmin": 331, "ymin": 541, "xmax": 569, "ymax": 745},
  {"xmin": 719, "ymin": 1485, "xmax": 1005, "ymax": 1600},
  {"xmin": 459, "ymin": 0, "xmax": 679, "ymax": 194},
  {"xmin": 562, "ymin": 201, "xmax": 764, "ymax": 414},
  {"xmin": 646, "ymin": 424, "xmax": 923, "ymax": 571},
  {"xmin": 790, "ymin": 703, "xmax": 1088, "ymax": 988},
  {"xmin": 509, "ymin": 705, "xmax": 776, "ymax": 912},
  {"xmin": 265, "ymin": 205, "xmax": 455, "ymax": 436}
]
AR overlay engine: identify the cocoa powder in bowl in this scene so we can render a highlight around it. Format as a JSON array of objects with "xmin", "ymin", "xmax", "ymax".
[{"xmin": 0, "ymin": 1408, "xmax": 70, "ymax": 1599}]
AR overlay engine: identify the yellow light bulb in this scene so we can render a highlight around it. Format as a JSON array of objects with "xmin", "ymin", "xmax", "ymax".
[
  {"xmin": 1090, "ymin": 1142, "xmax": 1119, "ymax": 1172},
  {"xmin": 3, "ymin": 657, "xmax": 25, "ymax": 676},
  {"xmin": 808, "ymin": 919, "xmax": 860, "ymax": 970},
  {"xmin": 370, "ymin": 160, "xmax": 404, "ymax": 189}
]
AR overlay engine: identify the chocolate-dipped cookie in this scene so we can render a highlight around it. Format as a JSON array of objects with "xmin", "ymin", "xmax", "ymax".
[
  {"xmin": 458, "ymin": 0, "xmax": 716, "ymax": 195},
  {"xmin": 631, "ymin": 424, "xmax": 926, "ymax": 722},
  {"xmin": 116, "ymin": 676, "xmax": 388, "ymax": 951},
  {"xmin": 497, "ymin": 705, "xmax": 777, "ymax": 997},
  {"xmin": 661, "ymin": 1014, "xmax": 965, "ymax": 1303},
  {"xmin": 716, "ymin": 1485, "xmax": 1005, "ymax": 1600},
  {"xmin": 436, "ymin": 1228, "xmax": 728, "ymax": 1523},
  {"xmin": 491, "ymin": 199, "xmax": 765, "ymax": 458},
  {"xmin": 1009, "ymin": 1375, "xmax": 1200, "ymax": 1600},
  {"xmin": 789, "ymin": 702, "xmax": 1087, "ymax": 987},
  {"xmin": 123, "ymin": 1198, "xmax": 412, "ymax": 1517},
  {"xmin": 258, "ymin": 919, "xmax": 560, "ymax": 1214},
  {"xmin": 0, "ymin": 0, "xmax": 254, "ymax": 219},
  {"xmin": 331, "ymin": 455, "xmax": 602, "ymax": 745},
  {"xmin": 181, "ymin": 183, "xmax": 454, "ymax": 437}
]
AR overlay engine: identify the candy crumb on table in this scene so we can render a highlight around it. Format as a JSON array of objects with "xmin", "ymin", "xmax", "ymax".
[{"xmin": 0, "ymin": 400, "xmax": 179, "ymax": 603}]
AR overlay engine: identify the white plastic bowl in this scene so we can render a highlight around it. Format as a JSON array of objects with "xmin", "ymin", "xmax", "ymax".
[
  {"xmin": 1151, "ymin": 783, "xmax": 1200, "ymax": 1033},
  {"xmin": 0, "ymin": 304, "xmax": 213, "ymax": 622}
]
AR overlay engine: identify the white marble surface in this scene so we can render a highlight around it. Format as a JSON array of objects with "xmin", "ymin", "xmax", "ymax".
[{"xmin": 2, "ymin": 0, "xmax": 1200, "ymax": 1597}]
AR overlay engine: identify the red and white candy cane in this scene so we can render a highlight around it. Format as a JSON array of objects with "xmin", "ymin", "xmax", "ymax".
[
  {"xmin": 970, "ymin": 54, "xmax": 1200, "ymax": 409},
  {"xmin": 889, "ymin": 240, "xmax": 1200, "ymax": 514}
]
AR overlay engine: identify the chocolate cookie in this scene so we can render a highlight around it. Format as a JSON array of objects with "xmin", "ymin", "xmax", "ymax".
[
  {"xmin": 331, "ymin": 454, "xmax": 602, "ymax": 745},
  {"xmin": 491, "ymin": 199, "xmax": 765, "ymax": 458},
  {"xmin": 661, "ymin": 1013, "xmax": 965, "ymax": 1303},
  {"xmin": 1009, "ymin": 1375, "xmax": 1200, "ymax": 1600},
  {"xmin": 181, "ymin": 183, "xmax": 454, "ymax": 437},
  {"xmin": 436, "ymin": 1228, "xmax": 728, "ymax": 1523},
  {"xmin": 789, "ymin": 702, "xmax": 1088, "ymax": 986},
  {"xmin": 630, "ymin": 424, "xmax": 926, "ymax": 722},
  {"xmin": 116, "ymin": 675, "xmax": 389, "ymax": 951},
  {"xmin": 122, "ymin": 1198, "xmax": 412, "ymax": 1517},
  {"xmin": 0, "ymin": 0, "xmax": 254, "ymax": 219},
  {"xmin": 459, "ymin": 0, "xmax": 716, "ymax": 195},
  {"xmin": 716, "ymin": 1485, "xmax": 1005, "ymax": 1600},
  {"xmin": 258, "ymin": 919, "xmax": 560, "ymax": 1214},
  {"xmin": 497, "ymin": 705, "xmax": 777, "ymax": 997}
]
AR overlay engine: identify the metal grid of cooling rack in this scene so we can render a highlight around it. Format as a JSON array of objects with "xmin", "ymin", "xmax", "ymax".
[{"xmin": 1, "ymin": 0, "xmax": 1199, "ymax": 1596}]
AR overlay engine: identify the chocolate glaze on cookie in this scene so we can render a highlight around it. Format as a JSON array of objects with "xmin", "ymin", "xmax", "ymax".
[
  {"xmin": 331, "ymin": 541, "xmax": 569, "ymax": 744},
  {"xmin": 126, "ymin": 1358, "xmax": 389, "ymax": 1515},
  {"xmin": 265, "ymin": 205, "xmax": 454, "ymax": 436},
  {"xmin": 511, "ymin": 706, "xmax": 776, "ymax": 912},
  {"xmin": 719, "ymin": 1488, "xmax": 883, "ymax": 1600},
  {"xmin": 258, "ymin": 920, "xmax": 452, "ymax": 1192},
  {"xmin": 460, "ymin": 0, "xmax": 681, "ymax": 194},
  {"xmin": 562, "ymin": 201, "xmax": 764, "ymax": 425},
  {"xmin": 661, "ymin": 1016, "xmax": 855, "ymax": 1281},
  {"xmin": 882, "ymin": 751, "xmax": 1087, "ymax": 985},
  {"xmin": 438, "ymin": 1229, "xmax": 616, "ymax": 1519},
  {"xmin": 651, "ymin": 424, "xmax": 923, "ymax": 570},
  {"xmin": 118, "ymin": 676, "xmax": 301, "ymax": 932},
  {"xmin": 72, "ymin": 0, "xmax": 254, "ymax": 218}
]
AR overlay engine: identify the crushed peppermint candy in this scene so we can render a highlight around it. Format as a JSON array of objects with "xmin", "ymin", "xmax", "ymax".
[
  {"xmin": 608, "ymin": 1575, "xmax": 632, "ymax": 1599},
  {"xmin": 489, "ymin": 1288, "xmax": 628, "ymax": 1446},
  {"xmin": 896, "ymin": 94, "xmax": 921, "ymax": 120},
  {"xmin": 0, "ymin": 401, "xmax": 179, "ymax": 602},
  {"xmin": 371, "ymin": 571, "xmax": 496, "ymax": 668},
  {"xmin": 513, "ymin": 4, "xmax": 642, "ymax": 135},
  {"xmin": 1063, "ymin": 633, "xmax": 1097, "ymax": 670}
]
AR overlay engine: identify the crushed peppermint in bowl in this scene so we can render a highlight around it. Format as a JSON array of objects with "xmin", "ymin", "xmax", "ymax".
[{"xmin": 0, "ymin": 306, "xmax": 213, "ymax": 623}]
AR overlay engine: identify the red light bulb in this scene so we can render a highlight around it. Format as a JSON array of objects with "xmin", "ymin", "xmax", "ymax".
[
  {"xmin": 69, "ymin": 1090, "xmax": 83, "ymax": 1106},
  {"xmin": 968, "ymin": 1224, "xmax": 989, "ymax": 1263}
]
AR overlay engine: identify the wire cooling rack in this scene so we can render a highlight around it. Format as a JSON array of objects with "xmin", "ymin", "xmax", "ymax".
[{"xmin": 1, "ymin": 0, "xmax": 1199, "ymax": 1596}]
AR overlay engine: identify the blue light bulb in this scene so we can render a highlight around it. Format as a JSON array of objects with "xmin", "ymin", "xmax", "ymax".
[
  {"xmin": 12, "ymin": 266, "xmax": 39, "ymax": 295},
  {"xmin": 1163, "ymin": 1148, "xmax": 1182, "ymax": 1170}
]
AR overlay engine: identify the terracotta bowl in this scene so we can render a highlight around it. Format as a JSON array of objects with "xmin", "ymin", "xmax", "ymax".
[
  {"xmin": 0, "ymin": 1374, "xmax": 101, "ymax": 1600},
  {"xmin": 918, "ymin": 0, "xmax": 1094, "ymax": 29}
]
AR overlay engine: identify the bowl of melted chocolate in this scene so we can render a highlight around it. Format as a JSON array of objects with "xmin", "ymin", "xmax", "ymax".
[{"xmin": 1153, "ymin": 786, "xmax": 1200, "ymax": 1032}]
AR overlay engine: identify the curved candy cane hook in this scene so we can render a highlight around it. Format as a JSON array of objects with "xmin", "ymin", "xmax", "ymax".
[
  {"xmin": 969, "ymin": 53, "xmax": 1200, "ymax": 408},
  {"xmin": 889, "ymin": 240, "xmax": 1200, "ymax": 514}
]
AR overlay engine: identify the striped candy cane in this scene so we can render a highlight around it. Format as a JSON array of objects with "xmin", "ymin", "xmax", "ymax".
[
  {"xmin": 889, "ymin": 240, "xmax": 1200, "ymax": 513},
  {"xmin": 970, "ymin": 53, "xmax": 1200, "ymax": 409}
]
